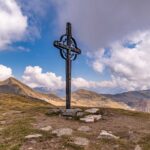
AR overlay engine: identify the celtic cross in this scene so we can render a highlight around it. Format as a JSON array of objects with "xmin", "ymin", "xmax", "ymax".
[{"xmin": 53, "ymin": 22, "xmax": 81, "ymax": 109}]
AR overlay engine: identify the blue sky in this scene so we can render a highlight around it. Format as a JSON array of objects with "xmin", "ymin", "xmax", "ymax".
[{"xmin": 1, "ymin": 0, "xmax": 150, "ymax": 94}]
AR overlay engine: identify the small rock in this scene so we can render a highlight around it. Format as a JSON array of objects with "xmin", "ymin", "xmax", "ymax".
[
  {"xmin": 113, "ymin": 145, "xmax": 119, "ymax": 149},
  {"xmin": 80, "ymin": 116, "xmax": 94, "ymax": 122},
  {"xmin": 28, "ymin": 147, "xmax": 33, "ymax": 150},
  {"xmin": 0, "ymin": 121, "xmax": 6, "ymax": 125},
  {"xmin": 2, "ymin": 111, "xmax": 22, "ymax": 116},
  {"xmin": 135, "ymin": 145, "xmax": 142, "ymax": 150},
  {"xmin": 40, "ymin": 126, "xmax": 52, "ymax": 131},
  {"xmin": 11, "ymin": 110, "xmax": 22, "ymax": 114},
  {"xmin": 52, "ymin": 128, "xmax": 73, "ymax": 137},
  {"xmin": 30, "ymin": 139, "xmax": 37, "ymax": 144},
  {"xmin": 78, "ymin": 126, "xmax": 91, "ymax": 132},
  {"xmin": 73, "ymin": 137, "xmax": 89, "ymax": 146},
  {"xmin": 25, "ymin": 134, "xmax": 42, "ymax": 139},
  {"xmin": 85, "ymin": 108, "xmax": 99, "ymax": 114},
  {"xmin": 98, "ymin": 130, "xmax": 119, "ymax": 139},
  {"xmin": 80, "ymin": 115, "xmax": 102, "ymax": 123},
  {"xmin": 0, "ymin": 128, "xmax": 4, "ymax": 131}
]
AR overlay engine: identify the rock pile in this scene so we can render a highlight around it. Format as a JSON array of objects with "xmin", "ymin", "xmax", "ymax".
[{"xmin": 47, "ymin": 107, "xmax": 102, "ymax": 123}]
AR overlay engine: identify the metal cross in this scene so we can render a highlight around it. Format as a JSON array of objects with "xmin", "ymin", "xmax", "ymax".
[{"xmin": 53, "ymin": 22, "xmax": 81, "ymax": 109}]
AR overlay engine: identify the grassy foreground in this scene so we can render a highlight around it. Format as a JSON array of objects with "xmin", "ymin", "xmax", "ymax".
[{"xmin": 0, "ymin": 93, "xmax": 150, "ymax": 150}]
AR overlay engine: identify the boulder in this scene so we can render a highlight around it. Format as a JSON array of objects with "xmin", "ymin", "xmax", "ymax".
[
  {"xmin": 52, "ymin": 128, "xmax": 73, "ymax": 137},
  {"xmin": 98, "ymin": 130, "xmax": 119, "ymax": 139},
  {"xmin": 80, "ymin": 115, "xmax": 102, "ymax": 123},
  {"xmin": 78, "ymin": 126, "xmax": 91, "ymax": 132},
  {"xmin": 85, "ymin": 108, "xmax": 99, "ymax": 114},
  {"xmin": 72, "ymin": 137, "xmax": 89, "ymax": 146},
  {"xmin": 25, "ymin": 134, "xmax": 42, "ymax": 139}
]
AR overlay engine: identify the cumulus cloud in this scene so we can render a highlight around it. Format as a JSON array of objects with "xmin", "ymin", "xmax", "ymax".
[
  {"xmin": 72, "ymin": 77, "xmax": 116, "ymax": 89},
  {"xmin": 0, "ymin": 65, "xmax": 12, "ymax": 80},
  {"xmin": 22, "ymin": 66, "xmax": 116, "ymax": 91},
  {"xmin": 0, "ymin": 0, "xmax": 27, "ymax": 50},
  {"xmin": 92, "ymin": 30, "xmax": 150, "ymax": 91},
  {"xmin": 17, "ymin": 0, "xmax": 54, "ymax": 40},
  {"xmin": 22, "ymin": 66, "xmax": 65, "ymax": 91},
  {"xmin": 54, "ymin": 0, "xmax": 150, "ymax": 50}
]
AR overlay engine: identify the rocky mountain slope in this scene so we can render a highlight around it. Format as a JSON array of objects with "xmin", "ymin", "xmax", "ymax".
[
  {"xmin": 0, "ymin": 77, "xmax": 64, "ymax": 106},
  {"xmin": 71, "ymin": 89, "xmax": 131, "ymax": 110},
  {"xmin": 104, "ymin": 90, "xmax": 150, "ymax": 112}
]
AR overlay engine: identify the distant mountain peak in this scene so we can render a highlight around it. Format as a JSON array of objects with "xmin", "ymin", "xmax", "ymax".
[
  {"xmin": 74, "ymin": 89, "xmax": 100, "ymax": 95},
  {"xmin": 1, "ymin": 77, "xmax": 18, "ymax": 84},
  {"xmin": 0, "ymin": 77, "xmax": 64, "ymax": 106}
]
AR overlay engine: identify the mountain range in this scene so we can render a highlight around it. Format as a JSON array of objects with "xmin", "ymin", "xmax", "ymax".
[
  {"xmin": 0, "ymin": 77, "xmax": 150, "ymax": 112},
  {"xmin": 104, "ymin": 91, "xmax": 150, "ymax": 112}
]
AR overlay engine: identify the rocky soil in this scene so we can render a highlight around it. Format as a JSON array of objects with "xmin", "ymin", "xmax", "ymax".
[{"xmin": 0, "ymin": 93, "xmax": 150, "ymax": 150}]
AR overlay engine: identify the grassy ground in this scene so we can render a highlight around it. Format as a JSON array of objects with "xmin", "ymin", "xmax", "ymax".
[{"xmin": 0, "ymin": 93, "xmax": 150, "ymax": 150}]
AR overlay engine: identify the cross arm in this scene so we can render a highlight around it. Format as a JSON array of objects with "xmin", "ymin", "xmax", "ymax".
[{"xmin": 53, "ymin": 41, "xmax": 81, "ymax": 54}]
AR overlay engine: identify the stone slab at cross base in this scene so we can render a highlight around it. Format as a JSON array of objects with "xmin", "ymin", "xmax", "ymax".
[{"xmin": 61, "ymin": 108, "xmax": 82, "ymax": 117}]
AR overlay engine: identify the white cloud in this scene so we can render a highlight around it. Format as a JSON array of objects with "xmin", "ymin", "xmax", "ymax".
[
  {"xmin": 22, "ymin": 66, "xmax": 65, "ymax": 91},
  {"xmin": 22, "ymin": 66, "xmax": 116, "ymax": 91},
  {"xmin": 0, "ymin": 65, "xmax": 12, "ymax": 80},
  {"xmin": 92, "ymin": 30, "xmax": 150, "ymax": 91},
  {"xmin": 72, "ymin": 77, "xmax": 116, "ymax": 89},
  {"xmin": 54, "ymin": 0, "xmax": 150, "ymax": 50},
  {"xmin": 0, "ymin": 0, "xmax": 28, "ymax": 49}
]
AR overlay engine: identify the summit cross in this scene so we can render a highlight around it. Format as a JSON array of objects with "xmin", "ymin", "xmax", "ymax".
[{"xmin": 53, "ymin": 22, "xmax": 81, "ymax": 109}]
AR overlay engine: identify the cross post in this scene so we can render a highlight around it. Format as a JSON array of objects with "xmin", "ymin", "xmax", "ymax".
[
  {"xmin": 66, "ymin": 23, "xmax": 72, "ymax": 109},
  {"xmin": 53, "ymin": 22, "xmax": 81, "ymax": 109}
]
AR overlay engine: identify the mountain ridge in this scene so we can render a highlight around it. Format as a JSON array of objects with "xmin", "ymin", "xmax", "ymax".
[
  {"xmin": 1, "ymin": 77, "xmax": 150, "ymax": 112},
  {"xmin": 0, "ymin": 77, "xmax": 130, "ymax": 110},
  {"xmin": 0, "ymin": 77, "xmax": 65, "ymax": 106}
]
